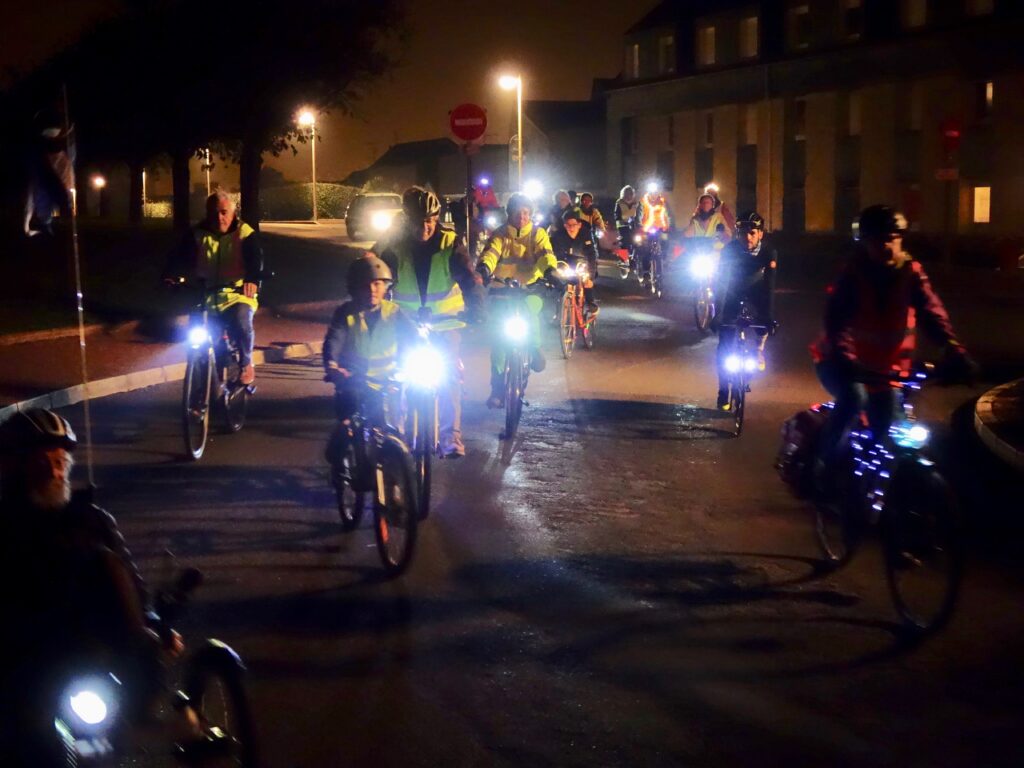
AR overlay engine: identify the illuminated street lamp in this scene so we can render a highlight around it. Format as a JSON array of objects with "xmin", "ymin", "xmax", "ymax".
[
  {"xmin": 298, "ymin": 109, "xmax": 318, "ymax": 222},
  {"xmin": 498, "ymin": 74, "xmax": 523, "ymax": 190},
  {"xmin": 91, "ymin": 175, "xmax": 107, "ymax": 190}
]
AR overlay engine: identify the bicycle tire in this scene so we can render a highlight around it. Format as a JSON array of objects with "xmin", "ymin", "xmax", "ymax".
[
  {"xmin": 695, "ymin": 293, "xmax": 711, "ymax": 332},
  {"xmin": 182, "ymin": 347, "xmax": 213, "ymax": 460},
  {"xmin": 411, "ymin": 396, "xmax": 434, "ymax": 520},
  {"xmin": 503, "ymin": 352, "xmax": 524, "ymax": 441},
  {"xmin": 617, "ymin": 260, "xmax": 630, "ymax": 280},
  {"xmin": 182, "ymin": 650, "xmax": 258, "ymax": 767},
  {"xmin": 560, "ymin": 292, "xmax": 575, "ymax": 359},
  {"xmin": 731, "ymin": 375, "xmax": 746, "ymax": 436},
  {"xmin": 333, "ymin": 440, "xmax": 363, "ymax": 531},
  {"xmin": 374, "ymin": 437, "xmax": 419, "ymax": 576},
  {"xmin": 222, "ymin": 354, "xmax": 248, "ymax": 434},
  {"xmin": 884, "ymin": 463, "xmax": 965, "ymax": 633},
  {"xmin": 582, "ymin": 308, "xmax": 596, "ymax": 350}
]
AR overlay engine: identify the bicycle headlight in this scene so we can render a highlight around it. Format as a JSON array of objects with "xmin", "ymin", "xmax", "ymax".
[
  {"xmin": 504, "ymin": 315, "xmax": 529, "ymax": 342},
  {"xmin": 725, "ymin": 354, "xmax": 742, "ymax": 373},
  {"xmin": 402, "ymin": 345, "xmax": 446, "ymax": 390},
  {"xmin": 690, "ymin": 254, "xmax": 715, "ymax": 279},
  {"xmin": 485, "ymin": 214, "xmax": 499, "ymax": 229},
  {"xmin": 370, "ymin": 211, "xmax": 393, "ymax": 232},
  {"xmin": 557, "ymin": 265, "xmax": 575, "ymax": 280},
  {"xmin": 633, "ymin": 234, "xmax": 643, "ymax": 244},
  {"xmin": 743, "ymin": 357, "xmax": 758, "ymax": 373},
  {"xmin": 62, "ymin": 676, "xmax": 118, "ymax": 731},
  {"xmin": 892, "ymin": 420, "xmax": 930, "ymax": 448},
  {"xmin": 188, "ymin": 326, "xmax": 209, "ymax": 348},
  {"xmin": 70, "ymin": 691, "xmax": 107, "ymax": 726}
]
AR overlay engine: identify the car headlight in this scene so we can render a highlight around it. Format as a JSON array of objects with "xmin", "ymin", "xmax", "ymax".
[
  {"xmin": 504, "ymin": 315, "xmax": 529, "ymax": 342},
  {"xmin": 690, "ymin": 254, "xmax": 715, "ymax": 279},
  {"xmin": 188, "ymin": 326, "xmax": 209, "ymax": 348},
  {"xmin": 370, "ymin": 211, "xmax": 393, "ymax": 232},
  {"xmin": 892, "ymin": 420, "xmax": 930, "ymax": 448},
  {"xmin": 401, "ymin": 345, "xmax": 446, "ymax": 390},
  {"xmin": 725, "ymin": 354, "xmax": 742, "ymax": 373}
]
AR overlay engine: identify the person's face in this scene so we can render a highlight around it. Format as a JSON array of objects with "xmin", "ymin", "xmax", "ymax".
[
  {"xmin": 207, "ymin": 198, "xmax": 235, "ymax": 234},
  {"xmin": 564, "ymin": 218, "xmax": 582, "ymax": 238},
  {"xmin": 355, "ymin": 279, "xmax": 390, "ymax": 309},
  {"xmin": 556, "ymin": 192, "xmax": 571, "ymax": 209},
  {"xmin": 624, "ymin": 190, "xmax": 635, "ymax": 203},
  {"xmin": 699, "ymin": 197, "xmax": 714, "ymax": 214},
  {"xmin": 511, "ymin": 206, "xmax": 532, "ymax": 229},
  {"xmin": 26, "ymin": 447, "xmax": 73, "ymax": 510},
  {"xmin": 415, "ymin": 215, "xmax": 438, "ymax": 242},
  {"xmin": 866, "ymin": 232, "xmax": 904, "ymax": 263},
  {"xmin": 580, "ymin": 195, "xmax": 593, "ymax": 210},
  {"xmin": 741, "ymin": 227, "xmax": 764, "ymax": 250}
]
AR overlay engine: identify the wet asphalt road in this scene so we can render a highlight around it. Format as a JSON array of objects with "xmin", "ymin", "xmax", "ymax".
[{"xmin": 59, "ymin": 264, "xmax": 1024, "ymax": 768}]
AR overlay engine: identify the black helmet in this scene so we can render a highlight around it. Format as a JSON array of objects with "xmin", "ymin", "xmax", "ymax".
[
  {"xmin": 561, "ymin": 207, "xmax": 582, "ymax": 224},
  {"xmin": 402, "ymin": 186, "xmax": 441, "ymax": 221},
  {"xmin": 736, "ymin": 211, "xmax": 765, "ymax": 231},
  {"xmin": 0, "ymin": 409, "xmax": 77, "ymax": 456},
  {"xmin": 506, "ymin": 193, "xmax": 533, "ymax": 219},
  {"xmin": 347, "ymin": 255, "xmax": 393, "ymax": 293},
  {"xmin": 855, "ymin": 205, "xmax": 907, "ymax": 242}
]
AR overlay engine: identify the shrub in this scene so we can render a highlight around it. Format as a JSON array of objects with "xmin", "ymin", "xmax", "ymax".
[{"xmin": 260, "ymin": 182, "xmax": 359, "ymax": 220}]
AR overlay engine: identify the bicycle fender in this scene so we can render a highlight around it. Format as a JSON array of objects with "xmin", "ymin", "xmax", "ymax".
[{"xmin": 189, "ymin": 638, "xmax": 247, "ymax": 676}]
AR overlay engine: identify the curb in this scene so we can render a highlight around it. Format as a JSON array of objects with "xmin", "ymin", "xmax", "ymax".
[
  {"xmin": 0, "ymin": 339, "xmax": 324, "ymax": 422},
  {"xmin": 0, "ymin": 319, "xmax": 142, "ymax": 348},
  {"xmin": 973, "ymin": 379, "xmax": 1024, "ymax": 472}
]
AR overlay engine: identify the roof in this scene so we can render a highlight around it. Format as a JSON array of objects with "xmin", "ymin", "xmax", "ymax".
[
  {"xmin": 524, "ymin": 100, "xmax": 604, "ymax": 134},
  {"xmin": 372, "ymin": 138, "xmax": 460, "ymax": 167},
  {"xmin": 626, "ymin": 1, "xmax": 685, "ymax": 34}
]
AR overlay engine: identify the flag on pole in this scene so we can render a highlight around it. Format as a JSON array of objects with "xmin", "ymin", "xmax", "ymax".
[{"xmin": 24, "ymin": 106, "xmax": 76, "ymax": 237}]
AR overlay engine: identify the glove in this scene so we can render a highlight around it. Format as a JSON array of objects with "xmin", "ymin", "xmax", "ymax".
[{"xmin": 476, "ymin": 263, "xmax": 491, "ymax": 283}]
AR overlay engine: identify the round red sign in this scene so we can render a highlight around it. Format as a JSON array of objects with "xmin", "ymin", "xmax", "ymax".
[{"xmin": 450, "ymin": 103, "xmax": 488, "ymax": 143}]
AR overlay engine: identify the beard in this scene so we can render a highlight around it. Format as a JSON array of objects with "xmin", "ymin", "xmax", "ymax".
[{"xmin": 29, "ymin": 478, "xmax": 72, "ymax": 510}]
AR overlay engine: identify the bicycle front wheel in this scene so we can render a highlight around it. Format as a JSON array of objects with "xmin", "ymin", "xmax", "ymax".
[
  {"xmin": 409, "ymin": 395, "xmax": 434, "ymax": 520},
  {"xmin": 694, "ymin": 291, "xmax": 711, "ymax": 332},
  {"xmin": 222, "ymin": 357, "xmax": 248, "ymax": 434},
  {"xmin": 730, "ymin": 375, "xmax": 746, "ymax": 436},
  {"xmin": 884, "ymin": 463, "xmax": 965, "ymax": 633},
  {"xmin": 503, "ymin": 353, "xmax": 525, "ymax": 441},
  {"xmin": 182, "ymin": 650, "xmax": 257, "ymax": 767},
  {"xmin": 374, "ymin": 438, "xmax": 419, "ymax": 576},
  {"xmin": 182, "ymin": 347, "xmax": 213, "ymax": 460},
  {"xmin": 560, "ymin": 292, "xmax": 576, "ymax": 359}
]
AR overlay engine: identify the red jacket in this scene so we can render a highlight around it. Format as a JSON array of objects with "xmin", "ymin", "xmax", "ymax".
[{"xmin": 811, "ymin": 251, "xmax": 963, "ymax": 376}]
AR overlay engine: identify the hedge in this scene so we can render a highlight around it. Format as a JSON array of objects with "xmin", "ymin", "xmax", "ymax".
[{"xmin": 260, "ymin": 182, "xmax": 359, "ymax": 221}]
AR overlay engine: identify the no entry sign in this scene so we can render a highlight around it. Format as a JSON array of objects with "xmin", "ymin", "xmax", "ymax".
[{"xmin": 450, "ymin": 103, "xmax": 487, "ymax": 143}]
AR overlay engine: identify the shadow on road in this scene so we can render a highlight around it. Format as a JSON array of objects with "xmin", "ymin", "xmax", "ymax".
[{"xmin": 569, "ymin": 398, "xmax": 735, "ymax": 440}]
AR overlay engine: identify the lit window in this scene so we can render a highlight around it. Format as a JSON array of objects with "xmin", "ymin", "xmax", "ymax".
[
  {"xmin": 658, "ymin": 35, "xmax": 676, "ymax": 75},
  {"xmin": 967, "ymin": 0, "xmax": 994, "ymax": 16},
  {"xmin": 977, "ymin": 80, "xmax": 994, "ymax": 119},
  {"xmin": 973, "ymin": 186, "xmax": 991, "ymax": 223},
  {"xmin": 741, "ymin": 104, "xmax": 758, "ymax": 146},
  {"xmin": 903, "ymin": 0, "xmax": 927, "ymax": 28},
  {"xmin": 740, "ymin": 16, "xmax": 759, "ymax": 58},
  {"xmin": 789, "ymin": 4, "xmax": 811, "ymax": 49},
  {"xmin": 697, "ymin": 25, "xmax": 716, "ymax": 67},
  {"xmin": 848, "ymin": 92, "xmax": 862, "ymax": 136}
]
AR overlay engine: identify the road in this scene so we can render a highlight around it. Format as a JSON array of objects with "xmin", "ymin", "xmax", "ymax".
[{"xmin": 57, "ymin": 262, "xmax": 1024, "ymax": 767}]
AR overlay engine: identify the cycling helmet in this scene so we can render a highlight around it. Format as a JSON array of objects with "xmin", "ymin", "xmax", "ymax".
[
  {"xmin": 698, "ymin": 193, "xmax": 715, "ymax": 206},
  {"xmin": 402, "ymin": 186, "xmax": 441, "ymax": 220},
  {"xmin": 506, "ymin": 193, "xmax": 533, "ymax": 219},
  {"xmin": 854, "ymin": 205, "xmax": 907, "ymax": 242},
  {"xmin": 0, "ymin": 409, "xmax": 77, "ymax": 455},
  {"xmin": 736, "ymin": 211, "xmax": 765, "ymax": 231},
  {"xmin": 347, "ymin": 255, "xmax": 393, "ymax": 292},
  {"xmin": 579, "ymin": 192, "xmax": 594, "ymax": 204},
  {"xmin": 619, "ymin": 185, "xmax": 635, "ymax": 199}
]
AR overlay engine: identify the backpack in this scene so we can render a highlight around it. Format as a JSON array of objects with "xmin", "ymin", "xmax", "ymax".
[{"xmin": 775, "ymin": 403, "xmax": 832, "ymax": 497}]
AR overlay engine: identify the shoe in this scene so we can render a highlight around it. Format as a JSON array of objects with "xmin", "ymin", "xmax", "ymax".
[
  {"xmin": 529, "ymin": 348, "xmax": 546, "ymax": 373},
  {"xmin": 239, "ymin": 364, "xmax": 255, "ymax": 385},
  {"xmin": 716, "ymin": 389, "xmax": 730, "ymax": 411},
  {"xmin": 757, "ymin": 350, "xmax": 766, "ymax": 372},
  {"xmin": 441, "ymin": 432, "xmax": 466, "ymax": 458},
  {"xmin": 486, "ymin": 392, "xmax": 504, "ymax": 409}
]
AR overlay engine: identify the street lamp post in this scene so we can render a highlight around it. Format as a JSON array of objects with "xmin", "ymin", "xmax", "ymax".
[
  {"xmin": 298, "ymin": 110, "xmax": 318, "ymax": 222},
  {"xmin": 499, "ymin": 75, "xmax": 523, "ymax": 190}
]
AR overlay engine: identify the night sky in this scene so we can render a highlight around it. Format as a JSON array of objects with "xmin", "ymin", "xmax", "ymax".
[{"xmin": 2, "ymin": 0, "xmax": 660, "ymax": 182}]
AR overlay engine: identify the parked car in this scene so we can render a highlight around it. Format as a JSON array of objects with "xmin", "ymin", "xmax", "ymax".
[{"xmin": 345, "ymin": 193, "xmax": 403, "ymax": 241}]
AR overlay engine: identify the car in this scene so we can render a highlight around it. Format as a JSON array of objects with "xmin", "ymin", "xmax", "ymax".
[{"xmin": 345, "ymin": 193, "xmax": 403, "ymax": 241}]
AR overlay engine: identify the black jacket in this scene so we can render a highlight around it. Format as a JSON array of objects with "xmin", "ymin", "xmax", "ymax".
[
  {"xmin": 549, "ymin": 228, "xmax": 597, "ymax": 265},
  {"xmin": 715, "ymin": 240, "xmax": 777, "ymax": 324}
]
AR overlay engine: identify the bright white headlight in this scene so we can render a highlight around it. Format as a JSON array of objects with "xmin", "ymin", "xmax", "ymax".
[
  {"xmin": 370, "ymin": 211, "xmax": 393, "ymax": 232},
  {"xmin": 633, "ymin": 235, "xmax": 643, "ymax": 244},
  {"xmin": 690, "ymin": 254, "xmax": 715, "ymax": 279},
  {"xmin": 557, "ymin": 266, "xmax": 574, "ymax": 279},
  {"xmin": 504, "ymin": 315, "xmax": 529, "ymax": 342},
  {"xmin": 908, "ymin": 425, "xmax": 929, "ymax": 443},
  {"xmin": 485, "ymin": 214, "xmax": 499, "ymax": 229},
  {"xmin": 402, "ymin": 346, "xmax": 445, "ymax": 390},
  {"xmin": 188, "ymin": 327, "xmax": 209, "ymax": 348},
  {"xmin": 743, "ymin": 357, "xmax": 758, "ymax": 373},
  {"xmin": 725, "ymin": 355, "xmax": 742, "ymax": 373},
  {"xmin": 533, "ymin": 212, "xmax": 546, "ymax": 225},
  {"xmin": 70, "ymin": 690, "xmax": 108, "ymax": 726},
  {"xmin": 892, "ymin": 420, "xmax": 930, "ymax": 448}
]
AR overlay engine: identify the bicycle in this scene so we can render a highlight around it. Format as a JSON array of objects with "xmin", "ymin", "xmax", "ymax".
[
  {"xmin": 687, "ymin": 239, "xmax": 718, "ymax": 333},
  {"xmin": 813, "ymin": 364, "xmax": 965, "ymax": 633},
  {"xmin": 326, "ymin": 372, "xmax": 420, "ymax": 576},
  {"xmin": 718, "ymin": 301, "xmax": 769, "ymax": 437},
  {"xmin": 555, "ymin": 259, "xmax": 598, "ymax": 359},
  {"xmin": 178, "ymin": 279, "xmax": 255, "ymax": 460},
  {"xmin": 637, "ymin": 228, "xmax": 666, "ymax": 299},
  {"xmin": 489, "ymin": 277, "xmax": 545, "ymax": 442}
]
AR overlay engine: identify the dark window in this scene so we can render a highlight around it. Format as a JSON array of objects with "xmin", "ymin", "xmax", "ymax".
[
  {"xmin": 792, "ymin": 99, "xmax": 807, "ymax": 141},
  {"xmin": 621, "ymin": 117, "xmax": 637, "ymax": 155},
  {"xmin": 737, "ymin": 144, "xmax": 758, "ymax": 216},
  {"xmin": 667, "ymin": 115, "xmax": 675, "ymax": 148},
  {"xmin": 657, "ymin": 151, "xmax": 675, "ymax": 190},
  {"xmin": 844, "ymin": 1, "xmax": 863, "ymax": 39},
  {"xmin": 695, "ymin": 148, "xmax": 714, "ymax": 189}
]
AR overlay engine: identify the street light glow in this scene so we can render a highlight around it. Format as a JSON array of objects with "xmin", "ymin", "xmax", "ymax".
[
  {"xmin": 498, "ymin": 75, "xmax": 520, "ymax": 90},
  {"xmin": 297, "ymin": 109, "xmax": 316, "ymax": 127},
  {"xmin": 91, "ymin": 175, "xmax": 107, "ymax": 190}
]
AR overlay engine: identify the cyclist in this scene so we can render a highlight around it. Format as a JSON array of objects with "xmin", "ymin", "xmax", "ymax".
[
  {"xmin": 714, "ymin": 211, "xmax": 777, "ymax": 409},
  {"xmin": 547, "ymin": 189, "xmax": 579, "ymax": 233},
  {"xmin": 637, "ymin": 184, "xmax": 673, "ymax": 285},
  {"xmin": 684, "ymin": 191, "xmax": 732, "ymax": 245},
  {"xmin": 165, "ymin": 190, "xmax": 264, "ymax": 386},
  {"xmin": 550, "ymin": 207, "xmax": 600, "ymax": 314},
  {"xmin": 577, "ymin": 192, "xmax": 606, "ymax": 236},
  {"xmin": 810, "ymin": 205, "xmax": 976, "ymax": 486},
  {"xmin": 371, "ymin": 186, "xmax": 478, "ymax": 458},
  {"xmin": 478, "ymin": 193, "xmax": 559, "ymax": 408},
  {"xmin": 614, "ymin": 185, "xmax": 640, "ymax": 245}
]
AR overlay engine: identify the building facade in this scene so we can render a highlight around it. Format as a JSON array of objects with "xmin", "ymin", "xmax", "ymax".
[{"xmin": 607, "ymin": 0, "xmax": 1024, "ymax": 239}]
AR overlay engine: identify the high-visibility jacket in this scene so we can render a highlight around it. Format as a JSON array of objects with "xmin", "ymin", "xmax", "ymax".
[
  {"xmin": 640, "ymin": 194, "xmax": 670, "ymax": 231},
  {"xmin": 615, "ymin": 199, "xmax": 639, "ymax": 227},
  {"xmin": 390, "ymin": 229, "xmax": 465, "ymax": 331},
  {"xmin": 480, "ymin": 222, "xmax": 557, "ymax": 283},
  {"xmin": 192, "ymin": 222, "xmax": 258, "ymax": 312},
  {"xmin": 579, "ymin": 206, "xmax": 606, "ymax": 233},
  {"xmin": 810, "ymin": 253, "xmax": 962, "ymax": 378},
  {"xmin": 687, "ymin": 211, "xmax": 729, "ymax": 239},
  {"xmin": 345, "ymin": 300, "xmax": 402, "ymax": 385}
]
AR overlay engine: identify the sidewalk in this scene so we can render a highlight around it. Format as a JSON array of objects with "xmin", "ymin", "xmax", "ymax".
[
  {"xmin": 974, "ymin": 378, "xmax": 1024, "ymax": 472},
  {"xmin": 0, "ymin": 304, "xmax": 337, "ymax": 419}
]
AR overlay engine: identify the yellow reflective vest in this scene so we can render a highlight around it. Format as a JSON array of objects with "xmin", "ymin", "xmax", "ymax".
[
  {"xmin": 480, "ymin": 222, "xmax": 556, "ymax": 283},
  {"xmin": 345, "ymin": 300, "xmax": 401, "ymax": 385},
  {"xmin": 193, "ymin": 222, "xmax": 258, "ymax": 312},
  {"xmin": 389, "ymin": 229, "xmax": 465, "ymax": 331}
]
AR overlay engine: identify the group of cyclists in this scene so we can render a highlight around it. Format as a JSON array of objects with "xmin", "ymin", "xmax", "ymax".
[{"xmin": 0, "ymin": 174, "xmax": 980, "ymax": 762}]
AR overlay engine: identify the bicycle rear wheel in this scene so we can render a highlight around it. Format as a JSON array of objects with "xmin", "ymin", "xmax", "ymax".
[
  {"xmin": 730, "ymin": 375, "xmax": 746, "ymax": 436},
  {"xmin": 182, "ymin": 348, "xmax": 213, "ymax": 460},
  {"xmin": 374, "ymin": 438, "xmax": 419, "ymax": 576},
  {"xmin": 884, "ymin": 463, "xmax": 965, "ymax": 633},
  {"xmin": 560, "ymin": 292, "xmax": 576, "ymax": 359},
  {"xmin": 222, "ymin": 355, "xmax": 248, "ymax": 434},
  {"xmin": 182, "ymin": 650, "xmax": 257, "ymax": 767},
  {"xmin": 582, "ymin": 306, "xmax": 596, "ymax": 350}
]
